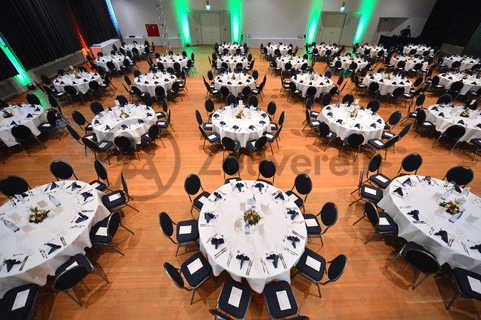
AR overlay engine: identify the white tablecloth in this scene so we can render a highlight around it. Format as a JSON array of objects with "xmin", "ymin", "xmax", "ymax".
[
  {"xmin": 97, "ymin": 54, "xmax": 129, "ymax": 72},
  {"xmin": 156, "ymin": 54, "xmax": 188, "ymax": 69},
  {"xmin": 134, "ymin": 72, "xmax": 177, "ymax": 96},
  {"xmin": 438, "ymin": 73, "xmax": 481, "ymax": 95},
  {"xmin": 403, "ymin": 45, "xmax": 433, "ymax": 56},
  {"xmin": 390, "ymin": 56, "xmax": 427, "ymax": 71},
  {"xmin": 333, "ymin": 56, "xmax": 367, "ymax": 73},
  {"xmin": 218, "ymin": 44, "xmax": 245, "ymax": 55},
  {"xmin": 214, "ymin": 73, "xmax": 256, "ymax": 96},
  {"xmin": 312, "ymin": 45, "xmax": 339, "ymax": 56},
  {"xmin": 121, "ymin": 43, "xmax": 147, "ymax": 56},
  {"xmin": 363, "ymin": 73, "xmax": 412, "ymax": 96},
  {"xmin": 359, "ymin": 45, "xmax": 384, "ymax": 58},
  {"xmin": 216, "ymin": 55, "xmax": 249, "ymax": 71},
  {"xmin": 444, "ymin": 56, "xmax": 480, "ymax": 71},
  {"xmin": 426, "ymin": 104, "xmax": 481, "ymax": 142},
  {"xmin": 291, "ymin": 73, "xmax": 334, "ymax": 98},
  {"xmin": 267, "ymin": 44, "xmax": 291, "ymax": 56},
  {"xmin": 378, "ymin": 175, "xmax": 481, "ymax": 273},
  {"xmin": 199, "ymin": 180, "xmax": 307, "ymax": 293},
  {"xmin": 0, "ymin": 181, "xmax": 109, "ymax": 298},
  {"xmin": 92, "ymin": 104, "xmax": 156, "ymax": 145},
  {"xmin": 276, "ymin": 56, "xmax": 308, "ymax": 71},
  {"xmin": 0, "ymin": 104, "xmax": 46, "ymax": 147},
  {"xmin": 53, "ymin": 72, "xmax": 102, "ymax": 94},
  {"xmin": 211, "ymin": 104, "xmax": 270, "ymax": 148},
  {"xmin": 317, "ymin": 103, "xmax": 384, "ymax": 144}
]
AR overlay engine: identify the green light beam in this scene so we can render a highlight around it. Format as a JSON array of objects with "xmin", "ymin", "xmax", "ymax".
[
  {"xmin": 307, "ymin": 0, "xmax": 323, "ymax": 44},
  {"xmin": 0, "ymin": 33, "xmax": 30, "ymax": 86},
  {"xmin": 173, "ymin": 0, "xmax": 191, "ymax": 45},
  {"xmin": 229, "ymin": 0, "xmax": 242, "ymax": 43},
  {"xmin": 354, "ymin": 0, "xmax": 378, "ymax": 44}
]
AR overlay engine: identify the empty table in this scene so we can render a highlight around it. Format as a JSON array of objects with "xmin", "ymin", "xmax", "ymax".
[
  {"xmin": 363, "ymin": 73, "xmax": 412, "ymax": 96},
  {"xmin": 290, "ymin": 73, "xmax": 334, "ymax": 98},
  {"xmin": 53, "ymin": 72, "xmax": 102, "ymax": 94},
  {"xmin": 438, "ymin": 72, "xmax": 481, "ymax": 96},
  {"xmin": 134, "ymin": 71, "xmax": 177, "ymax": 96},
  {"xmin": 266, "ymin": 44, "xmax": 291, "ymax": 56},
  {"xmin": 426, "ymin": 104, "xmax": 481, "ymax": 142},
  {"xmin": 156, "ymin": 54, "xmax": 188, "ymax": 69},
  {"xmin": 276, "ymin": 56, "xmax": 308, "ymax": 71},
  {"xmin": 216, "ymin": 55, "xmax": 249, "ymax": 71},
  {"xmin": 333, "ymin": 55, "xmax": 367, "ymax": 73},
  {"xmin": 214, "ymin": 73, "xmax": 256, "ymax": 96},
  {"xmin": 218, "ymin": 43, "xmax": 245, "ymax": 55},
  {"xmin": 0, "ymin": 104, "xmax": 46, "ymax": 147}
]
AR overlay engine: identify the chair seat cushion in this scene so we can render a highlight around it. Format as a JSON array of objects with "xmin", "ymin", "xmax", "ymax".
[
  {"xmin": 38, "ymin": 122, "xmax": 52, "ymax": 131},
  {"xmin": 0, "ymin": 283, "xmax": 40, "ymax": 319},
  {"xmin": 194, "ymin": 191, "xmax": 211, "ymax": 210},
  {"xmin": 181, "ymin": 252, "xmax": 212, "ymax": 287},
  {"xmin": 156, "ymin": 111, "xmax": 166, "ymax": 119},
  {"xmin": 246, "ymin": 140, "xmax": 256, "ymax": 151},
  {"xmin": 210, "ymin": 309, "xmax": 235, "ymax": 320},
  {"xmin": 101, "ymin": 190, "xmax": 125, "ymax": 210},
  {"xmin": 368, "ymin": 139, "xmax": 385, "ymax": 149},
  {"xmin": 85, "ymin": 124, "xmax": 93, "ymax": 131},
  {"xmin": 422, "ymin": 122, "xmax": 435, "ymax": 128},
  {"xmin": 310, "ymin": 120, "xmax": 320, "ymax": 128},
  {"xmin": 55, "ymin": 254, "xmax": 90, "ymax": 276},
  {"xmin": 377, "ymin": 211, "xmax": 398, "ymax": 233},
  {"xmin": 370, "ymin": 173, "xmax": 392, "ymax": 189},
  {"xmin": 263, "ymin": 281, "xmax": 298, "ymax": 319},
  {"xmin": 302, "ymin": 214, "xmax": 321, "ymax": 235},
  {"xmin": 296, "ymin": 248, "xmax": 326, "ymax": 281},
  {"xmin": 225, "ymin": 177, "xmax": 242, "ymax": 184},
  {"xmin": 270, "ymin": 123, "xmax": 279, "ymax": 131},
  {"xmin": 206, "ymin": 132, "xmax": 220, "ymax": 143},
  {"xmin": 285, "ymin": 190, "xmax": 304, "ymax": 208},
  {"xmin": 264, "ymin": 132, "xmax": 275, "ymax": 142},
  {"xmin": 176, "ymin": 219, "xmax": 199, "ymax": 243},
  {"xmin": 89, "ymin": 180, "xmax": 107, "ymax": 191},
  {"xmin": 382, "ymin": 131, "xmax": 396, "ymax": 140},
  {"xmin": 203, "ymin": 123, "xmax": 213, "ymax": 131},
  {"xmin": 98, "ymin": 140, "xmax": 113, "ymax": 151},
  {"xmin": 156, "ymin": 120, "xmax": 168, "ymax": 129},
  {"xmin": 471, "ymin": 139, "xmax": 481, "ymax": 148},
  {"xmin": 452, "ymin": 268, "xmax": 481, "ymax": 298},
  {"xmin": 90, "ymin": 220, "xmax": 110, "ymax": 244},
  {"xmin": 361, "ymin": 184, "xmax": 383, "ymax": 202},
  {"xmin": 310, "ymin": 111, "xmax": 319, "ymax": 118},
  {"xmin": 211, "ymin": 89, "xmax": 220, "ymax": 95}
]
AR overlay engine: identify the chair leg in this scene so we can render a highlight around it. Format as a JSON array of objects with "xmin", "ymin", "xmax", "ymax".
[
  {"xmin": 319, "ymin": 234, "xmax": 324, "ymax": 246},
  {"xmin": 120, "ymin": 223, "xmax": 135, "ymax": 234},
  {"xmin": 432, "ymin": 134, "xmax": 443, "ymax": 148},
  {"xmin": 64, "ymin": 290, "xmax": 83, "ymax": 307},
  {"xmin": 109, "ymin": 245, "xmax": 125, "ymax": 256},
  {"xmin": 446, "ymin": 292, "xmax": 460, "ymax": 311},
  {"xmin": 364, "ymin": 233, "xmax": 380, "ymax": 244},
  {"xmin": 353, "ymin": 213, "xmax": 366, "ymax": 225},
  {"xmin": 126, "ymin": 204, "xmax": 139, "ymax": 212},
  {"xmin": 385, "ymin": 252, "xmax": 401, "ymax": 269},
  {"xmin": 448, "ymin": 141, "xmax": 459, "ymax": 154},
  {"xmin": 412, "ymin": 274, "xmax": 430, "ymax": 290}
]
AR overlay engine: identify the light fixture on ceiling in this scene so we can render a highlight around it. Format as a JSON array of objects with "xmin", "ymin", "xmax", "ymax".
[
  {"xmin": 206, "ymin": 0, "xmax": 210, "ymax": 10},
  {"xmin": 340, "ymin": 2, "xmax": 345, "ymax": 12}
]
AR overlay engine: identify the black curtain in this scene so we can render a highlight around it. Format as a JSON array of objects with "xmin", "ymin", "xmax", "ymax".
[
  {"xmin": 67, "ymin": 0, "xmax": 118, "ymax": 46},
  {"xmin": 420, "ymin": 0, "xmax": 481, "ymax": 48},
  {"xmin": 0, "ymin": 0, "xmax": 81, "ymax": 71},
  {"xmin": 0, "ymin": 47, "xmax": 19, "ymax": 81}
]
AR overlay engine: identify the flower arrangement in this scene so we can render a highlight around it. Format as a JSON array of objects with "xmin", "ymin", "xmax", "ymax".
[
  {"xmin": 119, "ymin": 109, "xmax": 129, "ymax": 119},
  {"xmin": 231, "ymin": 54, "xmax": 234, "ymax": 59},
  {"xmin": 310, "ymin": 74, "xmax": 315, "ymax": 80},
  {"xmin": 231, "ymin": 73, "xmax": 236, "ymax": 80},
  {"xmin": 244, "ymin": 209, "xmax": 261, "ymax": 226},
  {"xmin": 460, "ymin": 109, "xmax": 470, "ymax": 117},
  {"xmin": 29, "ymin": 207, "xmax": 49, "ymax": 224},
  {"xmin": 2, "ymin": 110, "xmax": 13, "ymax": 118},
  {"xmin": 289, "ymin": 55, "xmax": 294, "ymax": 60},
  {"xmin": 350, "ymin": 108, "xmax": 358, "ymax": 118},
  {"xmin": 276, "ymin": 44, "xmax": 280, "ymax": 48},
  {"xmin": 73, "ymin": 71, "xmax": 81, "ymax": 79},
  {"xmin": 236, "ymin": 110, "xmax": 244, "ymax": 119},
  {"xmin": 462, "ymin": 73, "xmax": 468, "ymax": 80},
  {"xmin": 439, "ymin": 200, "xmax": 461, "ymax": 215},
  {"xmin": 385, "ymin": 73, "xmax": 392, "ymax": 80}
]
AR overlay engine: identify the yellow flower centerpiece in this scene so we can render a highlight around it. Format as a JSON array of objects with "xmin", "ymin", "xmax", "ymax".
[
  {"xmin": 350, "ymin": 108, "xmax": 358, "ymax": 118},
  {"xmin": 244, "ymin": 209, "xmax": 261, "ymax": 226},
  {"xmin": 385, "ymin": 73, "xmax": 392, "ymax": 80},
  {"xmin": 231, "ymin": 73, "xmax": 236, "ymax": 80},
  {"xmin": 2, "ymin": 110, "xmax": 13, "ymax": 118},
  {"xmin": 29, "ymin": 207, "xmax": 49, "ymax": 224},
  {"xmin": 73, "ymin": 71, "xmax": 81, "ymax": 79},
  {"xmin": 460, "ymin": 109, "xmax": 470, "ymax": 117},
  {"xmin": 120, "ymin": 109, "xmax": 129, "ymax": 119},
  {"xmin": 439, "ymin": 200, "xmax": 461, "ymax": 215},
  {"xmin": 462, "ymin": 73, "xmax": 468, "ymax": 80},
  {"xmin": 289, "ymin": 55, "xmax": 294, "ymax": 60},
  {"xmin": 236, "ymin": 110, "xmax": 244, "ymax": 119}
]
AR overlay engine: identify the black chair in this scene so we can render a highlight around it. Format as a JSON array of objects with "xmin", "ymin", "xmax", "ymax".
[
  {"xmin": 184, "ymin": 174, "xmax": 211, "ymax": 214},
  {"xmin": 37, "ymin": 110, "xmax": 62, "ymax": 140},
  {"xmin": 339, "ymin": 133, "xmax": 364, "ymax": 162},
  {"xmin": 90, "ymin": 101, "xmax": 104, "ymax": 115},
  {"xmin": 264, "ymin": 125, "xmax": 282, "ymax": 154},
  {"xmin": 414, "ymin": 109, "xmax": 435, "ymax": 138},
  {"xmin": 26, "ymin": 93, "xmax": 41, "ymax": 105},
  {"xmin": 52, "ymin": 254, "xmax": 108, "ymax": 307},
  {"xmin": 302, "ymin": 109, "xmax": 320, "ymax": 137},
  {"xmin": 90, "ymin": 211, "xmax": 134, "ymax": 256},
  {"xmin": 210, "ymin": 278, "xmax": 251, "ymax": 320},
  {"xmin": 156, "ymin": 97, "xmax": 169, "ymax": 120},
  {"xmin": 350, "ymin": 169, "xmax": 383, "ymax": 208},
  {"xmin": 382, "ymin": 111, "xmax": 402, "ymax": 139},
  {"xmin": 286, "ymin": 174, "xmax": 312, "ymax": 212},
  {"xmin": 248, "ymin": 95, "xmax": 259, "ymax": 108},
  {"xmin": 397, "ymin": 153, "xmax": 423, "ymax": 177},
  {"xmin": 0, "ymin": 175, "xmax": 30, "ymax": 198},
  {"xmin": 467, "ymin": 138, "xmax": 481, "ymax": 160},
  {"xmin": 226, "ymin": 94, "xmax": 237, "ymax": 106},
  {"xmin": 223, "ymin": 156, "xmax": 242, "ymax": 184},
  {"xmin": 386, "ymin": 241, "xmax": 440, "ymax": 290},
  {"xmin": 141, "ymin": 124, "xmax": 165, "ymax": 154},
  {"xmin": 436, "ymin": 268, "xmax": 481, "ymax": 311},
  {"xmin": 362, "ymin": 201, "xmax": 398, "ymax": 244},
  {"xmin": 101, "ymin": 173, "xmax": 139, "ymax": 212},
  {"xmin": 437, "ymin": 94, "xmax": 452, "ymax": 105},
  {"xmin": 443, "ymin": 165, "xmax": 474, "ymax": 187},
  {"xmin": 154, "ymin": 86, "xmax": 166, "ymax": 105},
  {"xmin": 0, "ymin": 283, "xmax": 41, "ymax": 319},
  {"xmin": 257, "ymin": 159, "xmax": 276, "ymax": 185},
  {"xmin": 82, "ymin": 136, "xmax": 114, "ymax": 164},
  {"xmin": 342, "ymin": 94, "xmax": 354, "ymax": 104},
  {"xmin": 263, "ymin": 281, "xmax": 308, "ymax": 319},
  {"xmin": 431, "ymin": 124, "xmax": 465, "ymax": 153},
  {"xmin": 11, "ymin": 125, "xmax": 46, "ymax": 156},
  {"xmin": 366, "ymin": 99, "xmax": 380, "ymax": 113},
  {"xmin": 167, "ymin": 82, "xmax": 182, "ymax": 102},
  {"xmin": 64, "ymin": 85, "xmax": 84, "ymax": 106},
  {"xmin": 159, "ymin": 212, "xmax": 199, "ymax": 257},
  {"xmin": 365, "ymin": 82, "xmax": 380, "ymax": 99},
  {"xmin": 199, "ymin": 125, "xmax": 220, "ymax": 155},
  {"xmin": 88, "ymin": 81, "xmax": 105, "ymax": 99},
  {"xmin": 246, "ymin": 135, "xmax": 268, "ymax": 158},
  {"xmin": 267, "ymin": 101, "xmax": 276, "ymax": 121},
  {"xmin": 288, "ymin": 82, "xmax": 301, "ymax": 101},
  {"xmin": 293, "ymin": 249, "xmax": 347, "ymax": 298},
  {"xmin": 313, "ymin": 122, "xmax": 337, "ymax": 151},
  {"xmin": 385, "ymin": 87, "xmax": 405, "ymax": 106},
  {"xmin": 89, "ymin": 160, "xmax": 110, "ymax": 192},
  {"xmin": 367, "ymin": 135, "xmax": 400, "ymax": 160},
  {"xmin": 302, "ymin": 202, "xmax": 338, "ymax": 245},
  {"xmin": 270, "ymin": 110, "xmax": 285, "ymax": 132},
  {"xmin": 114, "ymin": 136, "xmax": 140, "ymax": 163},
  {"xmin": 71, "ymin": 110, "xmax": 93, "ymax": 134},
  {"xmin": 164, "ymin": 252, "xmax": 213, "ymax": 305},
  {"xmin": 205, "ymin": 98, "xmax": 215, "ymax": 118},
  {"xmin": 50, "ymin": 159, "xmax": 78, "ymax": 180},
  {"xmin": 365, "ymin": 154, "xmax": 392, "ymax": 189},
  {"xmin": 447, "ymin": 81, "xmax": 464, "ymax": 101},
  {"xmin": 221, "ymin": 136, "xmax": 240, "ymax": 160}
]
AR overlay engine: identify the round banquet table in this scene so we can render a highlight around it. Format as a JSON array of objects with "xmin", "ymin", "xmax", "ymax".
[
  {"xmin": 290, "ymin": 73, "xmax": 334, "ymax": 98},
  {"xmin": 426, "ymin": 104, "xmax": 481, "ymax": 143},
  {"xmin": 92, "ymin": 104, "xmax": 156, "ymax": 145},
  {"xmin": 53, "ymin": 72, "xmax": 102, "ymax": 94},
  {"xmin": 134, "ymin": 71, "xmax": 177, "ymax": 96},
  {"xmin": 211, "ymin": 103, "xmax": 270, "ymax": 148},
  {"xmin": 333, "ymin": 56, "xmax": 367, "ymax": 73},
  {"xmin": 378, "ymin": 175, "xmax": 481, "ymax": 273},
  {"xmin": 216, "ymin": 55, "xmax": 249, "ymax": 71},
  {"xmin": 218, "ymin": 43, "xmax": 245, "ymax": 55},
  {"xmin": 444, "ymin": 56, "xmax": 480, "ymax": 71},
  {"xmin": 438, "ymin": 72, "xmax": 481, "ymax": 96},
  {"xmin": 156, "ymin": 54, "xmax": 188, "ymax": 69},
  {"xmin": 0, "ymin": 180, "xmax": 110, "ymax": 298},
  {"xmin": 390, "ymin": 55, "xmax": 428, "ymax": 71},
  {"xmin": 214, "ymin": 72, "xmax": 256, "ymax": 96},
  {"xmin": 317, "ymin": 103, "xmax": 384, "ymax": 144},
  {"xmin": 0, "ymin": 104, "xmax": 46, "ymax": 147},
  {"xmin": 199, "ymin": 180, "xmax": 307, "ymax": 293},
  {"xmin": 121, "ymin": 43, "xmax": 147, "ymax": 56},
  {"xmin": 97, "ymin": 54, "xmax": 129, "ymax": 72},
  {"xmin": 276, "ymin": 56, "xmax": 308, "ymax": 71},
  {"xmin": 359, "ymin": 44, "xmax": 384, "ymax": 58},
  {"xmin": 311, "ymin": 44, "xmax": 339, "ymax": 57},
  {"xmin": 403, "ymin": 44, "xmax": 433, "ymax": 56},
  {"xmin": 266, "ymin": 44, "xmax": 291, "ymax": 57},
  {"xmin": 362, "ymin": 73, "xmax": 412, "ymax": 96}
]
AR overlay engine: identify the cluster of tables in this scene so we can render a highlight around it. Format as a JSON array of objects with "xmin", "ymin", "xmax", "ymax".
[
  {"xmin": 53, "ymin": 71, "xmax": 102, "ymax": 94},
  {"xmin": 0, "ymin": 181, "xmax": 110, "ymax": 297},
  {"xmin": 0, "ymin": 104, "xmax": 46, "ymax": 147},
  {"xmin": 362, "ymin": 72, "xmax": 412, "ymax": 95},
  {"xmin": 426, "ymin": 104, "xmax": 481, "ymax": 142}
]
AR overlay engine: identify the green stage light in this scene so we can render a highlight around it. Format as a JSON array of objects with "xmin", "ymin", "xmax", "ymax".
[
  {"xmin": 174, "ymin": 0, "xmax": 191, "ymax": 45},
  {"xmin": 354, "ymin": 0, "xmax": 377, "ymax": 44},
  {"xmin": 229, "ymin": 0, "xmax": 242, "ymax": 43},
  {"xmin": 307, "ymin": 0, "xmax": 323, "ymax": 44},
  {"xmin": 0, "ymin": 33, "xmax": 30, "ymax": 86}
]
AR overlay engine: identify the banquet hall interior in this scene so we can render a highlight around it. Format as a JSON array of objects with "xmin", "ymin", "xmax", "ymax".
[{"xmin": 1, "ymin": 0, "xmax": 481, "ymax": 319}]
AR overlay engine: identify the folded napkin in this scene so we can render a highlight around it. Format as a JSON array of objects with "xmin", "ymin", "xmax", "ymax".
[
  {"xmin": 336, "ymin": 119, "xmax": 343, "ymax": 124},
  {"xmin": 393, "ymin": 187, "xmax": 404, "ymax": 197},
  {"xmin": 81, "ymin": 191, "xmax": 92, "ymax": 201},
  {"xmin": 138, "ymin": 119, "xmax": 144, "ymax": 124},
  {"xmin": 83, "ymin": 79, "xmax": 88, "ymax": 83},
  {"xmin": 392, "ymin": 82, "xmax": 397, "ymax": 85},
  {"xmin": 320, "ymin": 82, "xmax": 324, "ymax": 86},
  {"xmin": 235, "ymin": 182, "xmax": 244, "ymax": 192},
  {"xmin": 232, "ymin": 125, "xmax": 239, "ymax": 131},
  {"xmin": 170, "ymin": 76, "xmax": 175, "ymax": 79},
  {"xmin": 227, "ymin": 82, "xmax": 232, "ymax": 85},
  {"xmin": 370, "ymin": 123, "xmax": 377, "ymax": 128},
  {"xmin": 379, "ymin": 80, "xmax": 384, "ymax": 83},
  {"xmin": 434, "ymin": 230, "xmax": 449, "ymax": 244},
  {"xmin": 259, "ymin": 121, "xmax": 266, "ymax": 125},
  {"xmin": 325, "ymin": 106, "xmax": 331, "ymax": 110},
  {"xmin": 402, "ymin": 178, "xmax": 412, "ymax": 187},
  {"xmin": 458, "ymin": 120, "xmax": 465, "ymax": 125},
  {"xmin": 448, "ymin": 77, "xmax": 453, "ymax": 80},
  {"xmin": 432, "ymin": 106, "xmax": 439, "ymax": 111},
  {"xmin": 254, "ymin": 183, "xmax": 263, "ymax": 192},
  {"xmin": 399, "ymin": 82, "xmax": 404, "ymax": 85},
  {"xmin": 71, "ymin": 181, "xmax": 81, "ymax": 191},
  {"xmin": 327, "ymin": 112, "xmax": 333, "ymax": 117},
  {"xmin": 300, "ymin": 80, "xmax": 304, "ymax": 83},
  {"xmin": 439, "ymin": 112, "xmax": 445, "ymax": 118},
  {"xmin": 5, "ymin": 259, "xmax": 21, "ymax": 272},
  {"xmin": 470, "ymin": 244, "xmax": 481, "ymax": 253},
  {"xmin": 218, "ymin": 80, "xmax": 223, "ymax": 83},
  {"xmin": 154, "ymin": 81, "xmax": 159, "ymax": 85},
  {"xmin": 35, "ymin": 107, "xmax": 41, "ymax": 112},
  {"xmin": 238, "ymin": 82, "xmax": 243, "ymax": 85},
  {"xmin": 287, "ymin": 236, "xmax": 300, "ymax": 248},
  {"xmin": 266, "ymin": 254, "xmax": 279, "ymax": 268},
  {"xmin": 377, "ymin": 119, "xmax": 383, "ymax": 124},
  {"xmin": 309, "ymin": 82, "xmax": 313, "ymax": 85},
  {"xmin": 164, "ymin": 78, "xmax": 169, "ymax": 82},
  {"xmin": 360, "ymin": 106, "xmax": 365, "ymax": 111},
  {"xmin": 213, "ymin": 191, "xmax": 222, "ymax": 201},
  {"xmin": 355, "ymin": 123, "xmax": 361, "ymax": 129},
  {"xmin": 219, "ymin": 121, "xmax": 226, "ymax": 127},
  {"xmin": 236, "ymin": 254, "xmax": 249, "ymax": 268},
  {"xmin": 45, "ymin": 243, "xmax": 62, "ymax": 255},
  {"xmin": 72, "ymin": 81, "xmax": 76, "ymax": 84},
  {"xmin": 205, "ymin": 212, "xmax": 215, "ymax": 223},
  {"xmin": 211, "ymin": 237, "xmax": 224, "ymax": 249},
  {"xmin": 287, "ymin": 209, "xmax": 298, "ymax": 220},
  {"xmin": 275, "ymin": 192, "xmax": 284, "ymax": 200},
  {"xmin": 10, "ymin": 121, "xmax": 17, "ymax": 126},
  {"xmin": 423, "ymin": 176, "xmax": 432, "ymax": 185},
  {"xmin": 107, "ymin": 107, "xmax": 112, "ymax": 111},
  {"xmin": 249, "ymin": 125, "xmax": 256, "ymax": 131},
  {"xmin": 121, "ymin": 124, "xmax": 128, "ymax": 130},
  {"xmin": 261, "ymin": 113, "xmax": 267, "ymax": 118},
  {"xmin": 146, "ymin": 113, "xmax": 152, "ymax": 117},
  {"xmin": 26, "ymin": 113, "xmax": 32, "ymax": 118},
  {"xmin": 246, "ymin": 79, "xmax": 250, "ymax": 83},
  {"xmin": 50, "ymin": 182, "xmax": 58, "ymax": 190},
  {"xmin": 212, "ymin": 114, "xmax": 220, "ymax": 119},
  {"xmin": 453, "ymin": 183, "xmax": 462, "ymax": 193},
  {"xmin": 472, "ymin": 82, "xmax": 477, "ymax": 85},
  {"xmin": 407, "ymin": 210, "xmax": 419, "ymax": 221},
  {"xmin": 60, "ymin": 81, "xmax": 65, "ymax": 84},
  {"xmin": 477, "ymin": 123, "xmax": 481, "ymax": 128},
  {"xmin": 104, "ymin": 125, "xmax": 111, "ymax": 130},
  {"xmin": 94, "ymin": 120, "xmax": 100, "ymax": 125}
]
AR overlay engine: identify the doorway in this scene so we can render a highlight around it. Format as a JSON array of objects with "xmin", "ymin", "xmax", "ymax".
[
  {"xmin": 200, "ymin": 12, "xmax": 221, "ymax": 45},
  {"xmin": 320, "ymin": 13, "xmax": 346, "ymax": 44}
]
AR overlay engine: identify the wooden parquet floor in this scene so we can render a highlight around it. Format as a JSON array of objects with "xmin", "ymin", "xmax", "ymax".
[{"xmin": 1, "ymin": 46, "xmax": 480, "ymax": 319}]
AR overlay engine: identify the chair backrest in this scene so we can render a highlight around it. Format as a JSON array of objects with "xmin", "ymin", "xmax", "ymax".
[
  {"xmin": 121, "ymin": 173, "xmax": 129, "ymax": 196},
  {"xmin": 107, "ymin": 211, "xmax": 121, "ymax": 240},
  {"xmin": 403, "ymin": 248, "xmax": 440, "ymax": 274},
  {"xmin": 267, "ymin": 102, "xmax": 276, "ymax": 116},
  {"xmin": 321, "ymin": 93, "xmax": 331, "ymax": 107},
  {"xmin": 342, "ymin": 94, "xmax": 354, "ymax": 104},
  {"xmin": 0, "ymin": 175, "xmax": 30, "ymax": 198},
  {"xmin": 148, "ymin": 124, "xmax": 160, "ymax": 140},
  {"xmin": 399, "ymin": 153, "xmax": 423, "ymax": 174},
  {"xmin": 205, "ymin": 99, "xmax": 214, "ymax": 113},
  {"xmin": 223, "ymin": 156, "xmax": 240, "ymax": 176},
  {"xmin": 368, "ymin": 154, "xmax": 382, "ymax": 174},
  {"xmin": 450, "ymin": 81, "xmax": 464, "ymax": 92},
  {"xmin": 226, "ymin": 94, "xmax": 236, "ymax": 106},
  {"xmin": 367, "ymin": 99, "xmax": 380, "ymax": 113},
  {"xmin": 416, "ymin": 94, "xmax": 425, "ymax": 107},
  {"xmin": 327, "ymin": 254, "xmax": 348, "ymax": 282},
  {"xmin": 90, "ymin": 101, "xmax": 104, "ymax": 115},
  {"xmin": 11, "ymin": 125, "xmax": 33, "ymax": 141},
  {"xmin": 254, "ymin": 135, "xmax": 268, "ymax": 151},
  {"xmin": 392, "ymin": 87, "xmax": 405, "ymax": 97},
  {"xmin": 116, "ymin": 95, "xmax": 129, "ymax": 105},
  {"xmin": 365, "ymin": 201, "xmax": 380, "ymax": 228},
  {"xmin": 66, "ymin": 125, "xmax": 81, "ymax": 142},
  {"xmin": 184, "ymin": 174, "xmax": 202, "ymax": 195},
  {"xmin": 248, "ymin": 95, "xmax": 258, "ymax": 108},
  {"xmin": 195, "ymin": 110, "xmax": 203, "ymax": 125},
  {"xmin": 50, "ymin": 160, "xmax": 76, "ymax": 180},
  {"xmin": 82, "ymin": 137, "xmax": 101, "ymax": 152},
  {"xmin": 164, "ymin": 262, "xmax": 185, "ymax": 288},
  {"xmin": 155, "ymin": 86, "xmax": 166, "ymax": 99},
  {"xmin": 415, "ymin": 109, "xmax": 427, "ymax": 125},
  {"xmin": 388, "ymin": 111, "xmax": 402, "ymax": 126},
  {"xmin": 293, "ymin": 174, "xmax": 312, "ymax": 195},
  {"xmin": 143, "ymin": 92, "xmax": 153, "ymax": 107},
  {"xmin": 346, "ymin": 133, "xmax": 364, "ymax": 147},
  {"xmin": 94, "ymin": 160, "xmax": 108, "ymax": 181},
  {"xmin": 445, "ymin": 125, "xmax": 466, "ymax": 140},
  {"xmin": 398, "ymin": 123, "xmax": 413, "ymax": 139},
  {"xmin": 368, "ymin": 82, "xmax": 379, "ymax": 92},
  {"xmin": 258, "ymin": 159, "xmax": 276, "ymax": 181},
  {"xmin": 114, "ymin": 136, "xmax": 133, "ymax": 150},
  {"xmin": 444, "ymin": 165, "xmax": 474, "ymax": 187},
  {"xmin": 158, "ymin": 212, "xmax": 175, "ymax": 239},
  {"xmin": 437, "ymin": 94, "xmax": 452, "ymax": 105},
  {"xmin": 26, "ymin": 93, "xmax": 41, "ymax": 105},
  {"xmin": 53, "ymin": 264, "xmax": 91, "ymax": 291},
  {"xmin": 320, "ymin": 202, "xmax": 338, "ymax": 228}
]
